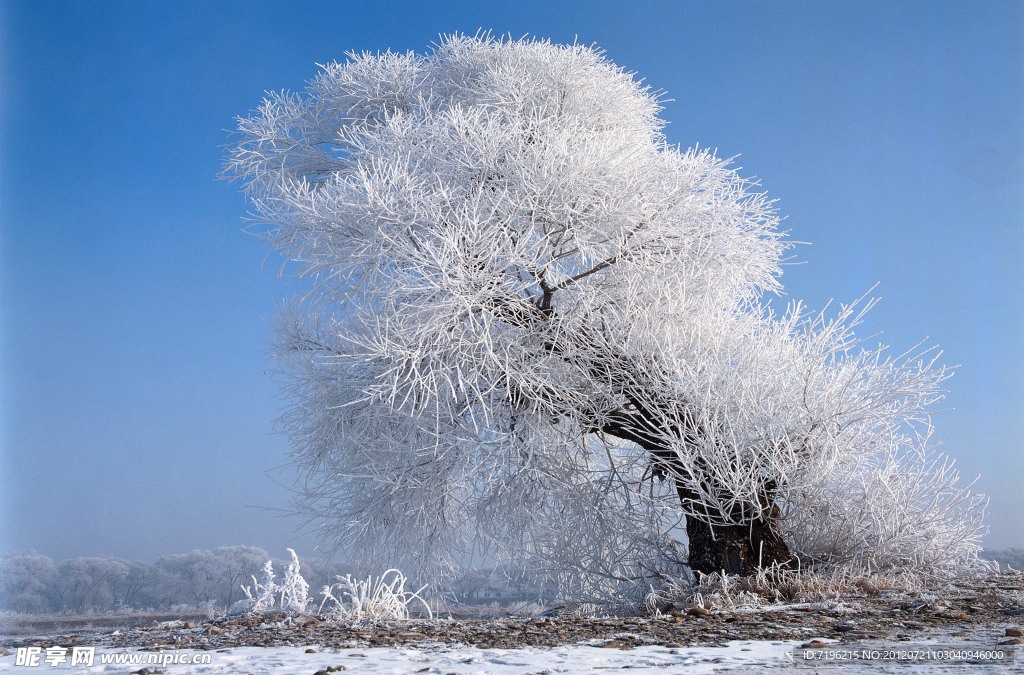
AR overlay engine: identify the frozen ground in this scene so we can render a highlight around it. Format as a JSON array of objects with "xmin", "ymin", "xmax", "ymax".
[
  {"xmin": 1, "ymin": 637, "xmax": 1020, "ymax": 674},
  {"xmin": 4, "ymin": 573, "xmax": 1021, "ymax": 673}
]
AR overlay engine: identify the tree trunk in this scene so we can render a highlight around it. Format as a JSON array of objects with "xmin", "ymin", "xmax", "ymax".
[
  {"xmin": 599, "ymin": 414, "xmax": 794, "ymax": 577},
  {"xmin": 675, "ymin": 474, "xmax": 793, "ymax": 576},
  {"xmin": 684, "ymin": 512, "xmax": 793, "ymax": 577}
]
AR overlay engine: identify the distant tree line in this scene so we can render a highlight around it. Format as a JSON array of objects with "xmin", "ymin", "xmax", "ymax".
[
  {"xmin": 0, "ymin": 547, "xmax": 292, "ymax": 613},
  {"xmin": 982, "ymin": 548, "xmax": 1024, "ymax": 572},
  {"xmin": 0, "ymin": 547, "xmax": 557, "ymax": 614}
]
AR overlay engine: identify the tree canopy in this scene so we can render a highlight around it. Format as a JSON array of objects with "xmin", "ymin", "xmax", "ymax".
[{"xmin": 226, "ymin": 35, "xmax": 990, "ymax": 601}]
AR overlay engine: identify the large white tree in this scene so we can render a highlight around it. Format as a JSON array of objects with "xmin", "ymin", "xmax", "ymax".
[{"xmin": 226, "ymin": 35, "xmax": 989, "ymax": 601}]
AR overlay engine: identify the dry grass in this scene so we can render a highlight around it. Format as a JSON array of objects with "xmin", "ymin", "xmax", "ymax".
[{"xmin": 644, "ymin": 563, "xmax": 985, "ymax": 613}]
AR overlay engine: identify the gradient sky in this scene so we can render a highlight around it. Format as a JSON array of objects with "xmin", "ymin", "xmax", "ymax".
[{"xmin": 1, "ymin": 0, "xmax": 1021, "ymax": 562}]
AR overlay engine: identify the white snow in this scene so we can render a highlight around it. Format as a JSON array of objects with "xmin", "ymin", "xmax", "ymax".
[
  {"xmin": 2, "ymin": 640, "xmax": 803, "ymax": 673},
  {"xmin": 4, "ymin": 635, "xmax": 1017, "ymax": 673}
]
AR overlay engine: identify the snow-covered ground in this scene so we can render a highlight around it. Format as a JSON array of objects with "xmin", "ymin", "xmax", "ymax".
[
  {"xmin": 2, "ymin": 639, "xmax": 1019, "ymax": 674},
  {"xmin": 1, "ymin": 641, "xmax": 800, "ymax": 673}
]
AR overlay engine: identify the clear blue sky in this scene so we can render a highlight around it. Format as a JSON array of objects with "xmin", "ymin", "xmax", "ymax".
[{"xmin": 2, "ymin": 0, "xmax": 1021, "ymax": 561}]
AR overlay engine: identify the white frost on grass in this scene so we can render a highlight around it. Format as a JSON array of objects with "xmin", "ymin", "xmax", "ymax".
[
  {"xmin": 319, "ymin": 568, "xmax": 433, "ymax": 620},
  {"xmin": 236, "ymin": 551, "xmax": 430, "ymax": 620},
  {"xmin": 239, "ymin": 549, "xmax": 312, "ymax": 614}
]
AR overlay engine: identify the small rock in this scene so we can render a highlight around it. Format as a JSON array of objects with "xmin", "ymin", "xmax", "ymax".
[
  {"xmin": 305, "ymin": 647, "xmax": 317, "ymax": 653},
  {"xmin": 205, "ymin": 627, "xmax": 223, "ymax": 636},
  {"xmin": 998, "ymin": 638, "xmax": 1022, "ymax": 646},
  {"xmin": 1006, "ymin": 627, "xmax": 1023, "ymax": 638},
  {"xmin": 800, "ymin": 640, "xmax": 828, "ymax": 649},
  {"xmin": 686, "ymin": 606, "xmax": 710, "ymax": 617}
]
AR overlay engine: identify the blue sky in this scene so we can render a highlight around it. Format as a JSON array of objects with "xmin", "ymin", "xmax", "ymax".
[{"xmin": 1, "ymin": 0, "xmax": 1021, "ymax": 561}]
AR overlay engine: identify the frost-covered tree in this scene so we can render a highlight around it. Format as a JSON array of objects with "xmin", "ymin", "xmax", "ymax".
[
  {"xmin": 53, "ymin": 557, "xmax": 129, "ymax": 611},
  {"xmin": 0, "ymin": 554, "xmax": 57, "ymax": 613},
  {"xmin": 153, "ymin": 546, "xmax": 270, "ymax": 608},
  {"xmin": 226, "ymin": 35, "xmax": 990, "ymax": 600}
]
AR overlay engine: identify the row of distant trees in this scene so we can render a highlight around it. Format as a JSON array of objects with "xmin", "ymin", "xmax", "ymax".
[
  {"xmin": 984, "ymin": 548, "xmax": 1024, "ymax": 573},
  {"xmin": 0, "ymin": 547, "xmax": 300, "ymax": 614},
  {"xmin": 0, "ymin": 547, "xmax": 558, "ymax": 614}
]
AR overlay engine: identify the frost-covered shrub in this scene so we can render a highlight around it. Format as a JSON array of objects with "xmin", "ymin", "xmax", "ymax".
[
  {"xmin": 238, "ymin": 551, "xmax": 430, "ymax": 621},
  {"xmin": 239, "ymin": 549, "xmax": 312, "ymax": 614},
  {"xmin": 783, "ymin": 441, "xmax": 995, "ymax": 578},
  {"xmin": 319, "ymin": 569, "xmax": 432, "ymax": 620}
]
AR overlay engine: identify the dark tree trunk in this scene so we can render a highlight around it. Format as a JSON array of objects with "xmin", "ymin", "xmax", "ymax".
[
  {"xmin": 673, "ymin": 466, "xmax": 794, "ymax": 576},
  {"xmin": 684, "ymin": 512, "xmax": 792, "ymax": 577},
  {"xmin": 600, "ymin": 413, "xmax": 794, "ymax": 577}
]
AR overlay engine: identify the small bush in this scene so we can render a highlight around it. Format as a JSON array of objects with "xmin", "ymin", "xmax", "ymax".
[
  {"xmin": 319, "ymin": 569, "xmax": 432, "ymax": 620},
  {"xmin": 239, "ymin": 549, "xmax": 312, "ymax": 614},
  {"xmin": 238, "ymin": 551, "xmax": 430, "ymax": 621}
]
